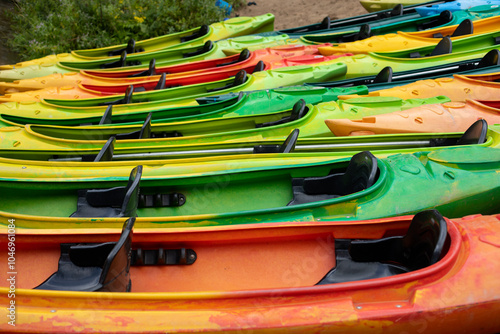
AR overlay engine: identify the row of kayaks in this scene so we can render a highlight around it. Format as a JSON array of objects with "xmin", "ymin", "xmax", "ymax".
[{"xmin": 1, "ymin": 1, "xmax": 500, "ymax": 333}]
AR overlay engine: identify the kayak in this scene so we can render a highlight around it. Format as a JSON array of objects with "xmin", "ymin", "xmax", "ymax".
[
  {"xmin": 0, "ymin": 86, "xmax": 370, "ymax": 128},
  {"xmin": 332, "ymin": 39, "xmax": 500, "ymax": 79},
  {"xmin": 0, "ymin": 147, "xmax": 499, "ymax": 229},
  {"xmin": 325, "ymin": 99, "xmax": 500, "ymax": 135},
  {"xmin": 0, "ymin": 34, "xmax": 292, "ymax": 82},
  {"xmin": 1, "ymin": 210, "xmax": 499, "ymax": 333},
  {"xmin": 339, "ymin": 70, "xmax": 500, "ymax": 102},
  {"xmin": 0, "ymin": 53, "xmax": 349, "ymax": 103},
  {"xmin": 0, "ymin": 96, "xmax": 449, "ymax": 159},
  {"xmin": 361, "ymin": 0, "xmax": 433, "ymax": 12},
  {"xmin": 306, "ymin": 49, "xmax": 500, "ymax": 92},
  {"xmin": 416, "ymin": 0, "xmax": 500, "ymax": 16},
  {"xmin": 0, "ymin": 14, "xmax": 275, "ymax": 70},
  {"xmin": 317, "ymin": 15, "xmax": 500, "ymax": 55},
  {"xmin": 0, "ymin": 45, "xmax": 342, "ymax": 94},
  {"xmin": 30, "ymin": 63, "xmax": 346, "ymax": 109}
]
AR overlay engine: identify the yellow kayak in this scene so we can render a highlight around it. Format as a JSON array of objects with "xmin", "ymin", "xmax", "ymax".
[
  {"xmin": 0, "ymin": 14, "xmax": 275, "ymax": 70},
  {"xmin": 318, "ymin": 16, "xmax": 500, "ymax": 55}
]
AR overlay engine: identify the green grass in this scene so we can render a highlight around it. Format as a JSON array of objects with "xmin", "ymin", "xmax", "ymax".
[{"xmin": 7, "ymin": 0, "xmax": 245, "ymax": 61}]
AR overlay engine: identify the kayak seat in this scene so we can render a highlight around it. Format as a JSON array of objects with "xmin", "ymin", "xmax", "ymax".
[
  {"xmin": 432, "ymin": 19, "xmax": 473, "ymax": 39},
  {"xmin": 256, "ymin": 99, "xmax": 308, "ymax": 128},
  {"xmin": 70, "ymin": 166, "xmax": 142, "ymax": 218},
  {"xmin": 337, "ymin": 24, "xmax": 372, "ymax": 43},
  {"xmin": 129, "ymin": 59, "xmax": 157, "ymax": 78},
  {"xmin": 133, "ymin": 73, "xmax": 167, "ymax": 93},
  {"xmin": 101, "ymin": 51, "xmax": 141, "ymax": 69},
  {"xmin": 180, "ymin": 24, "xmax": 209, "ymax": 43},
  {"xmin": 253, "ymin": 128, "xmax": 300, "ymax": 154},
  {"xmin": 183, "ymin": 41, "xmax": 213, "ymax": 58},
  {"xmin": 375, "ymin": 4, "xmax": 403, "ymax": 20},
  {"xmin": 417, "ymin": 10, "xmax": 452, "ymax": 31},
  {"xmin": 253, "ymin": 60, "xmax": 265, "ymax": 73},
  {"xmin": 35, "ymin": 218, "xmax": 134, "ymax": 292},
  {"xmin": 430, "ymin": 119, "xmax": 487, "ymax": 146},
  {"xmin": 216, "ymin": 49, "xmax": 251, "ymax": 67},
  {"xmin": 287, "ymin": 151, "xmax": 378, "ymax": 206},
  {"xmin": 100, "ymin": 85, "xmax": 134, "ymax": 106},
  {"xmin": 108, "ymin": 38, "xmax": 144, "ymax": 56},
  {"xmin": 92, "ymin": 137, "xmax": 116, "ymax": 162},
  {"xmin": 99, "ymin": 105, "xmax": 113, "ymax": 125},
  {"xmin": 206, "ymin": 70, "xmax": 247, "ymax": 93},
  {"xmin": 115, "ymin": 113, "xmax": 152, "ymax": 140},
  {"xmin": 409, "ymin": 36, "xmax": 451, "ymax": 58},
  {"xmin": 316, "ymin": 209, "xmax": 448, "ymax": 284}
]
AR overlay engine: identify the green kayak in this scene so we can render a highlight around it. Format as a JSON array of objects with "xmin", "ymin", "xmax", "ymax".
[
  {"xmin": 0, "ymin": 146, "xmax": 499, "ymax": 229},
  {"xmin": 0, "ymin": 95, "xmax": 450, "ymax": 160},
  {"xmin": 0, "ymin": 34, "xmax": 290, "ymax": 82},
  {"xmin": 0, "ymin": 85, "xmax": 369, "ymax": 127}
]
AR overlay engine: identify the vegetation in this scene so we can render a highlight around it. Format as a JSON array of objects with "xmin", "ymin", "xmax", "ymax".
[{"xmin": 7, "ymin": 0, "xmax": 244, "ymax": 61}]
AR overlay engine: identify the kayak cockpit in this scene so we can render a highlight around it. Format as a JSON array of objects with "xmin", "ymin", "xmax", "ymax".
[{"xmin": 31, "ymin": 209, "xmax": 449, "ymax": 293}]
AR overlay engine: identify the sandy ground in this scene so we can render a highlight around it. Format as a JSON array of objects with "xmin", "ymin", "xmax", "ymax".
[{"xmin": 234, "ymin": 0, "xmax": 368, "ymax": 30}]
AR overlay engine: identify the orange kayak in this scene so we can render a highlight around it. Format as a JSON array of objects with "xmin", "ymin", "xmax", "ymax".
[
  {"xmin": 1, "ymin": 210, "xmax": 499, "ymax": 333},
  {"xmin": 325, "ymin": 99, "xmax": 500, "ymax": 136},
  {"xmin": 339, "ymin": 71, "xmax": 500, "ymax": 102},
  {"xmin": 0, "ymin": 44, "xmax": 343, "ymax": 95}
]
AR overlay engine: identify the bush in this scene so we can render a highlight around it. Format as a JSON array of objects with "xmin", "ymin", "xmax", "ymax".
[{"xmin": 7, "ymin": 0, "xmax": 245, "ymax": 61}]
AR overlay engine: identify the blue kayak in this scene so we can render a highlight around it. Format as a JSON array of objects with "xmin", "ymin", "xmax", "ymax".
[{"xmin": 416, "ymin": 0, "xmax": 500, "ymax": 16}]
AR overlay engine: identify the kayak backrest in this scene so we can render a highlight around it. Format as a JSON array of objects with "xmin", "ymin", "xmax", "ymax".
[
  {"xmin": 115, "ymin": 113, "xmax": 152, "ymax": 140},
  {"xmin": 99, "ymin": 85, "xmax": 134, "ymax": 106},
  {"xmin": 154, "ymin": 73, "xmax": 167, "ymax": 90},
  {"xmin": 456, "ymin": 119, "xmax": 488, "ymax": 145},
  {"xmin": 99, "ymin": 105, "xmax": 113, "ymax": 125},
  {"xmin": 182, "ymin": 40, "xmax": 213, "ymax": 58},
  {"xmin": 477, "ymin": 49, "xmax": 500, "ymax": 68},
  {"xmin": 255, "ymin": 99, "xmax": 308, "ymax": 128},
  {"xmin": 253, "ymin": 128, "xmax": 300, "ymax": 154},
  {"xmin": 128, "ymin": 58, "xmax": 157, "ymax": 78},
  {"xmin": 93, "ymin": 137, "xmax": 116, "ymax": 162},
  {"xmin": 432, "ymin": 18, "xmax": 474, "ymax": 39},
  {"xmin": 302, "ymin": 151, "xmax": 378, "ymax": 196},
  {"xmin": 206, "ymin": 70, "xmax": 247, "ymax": 93},
  {"xmin": 180, "ymin": 24, "xmax": 209, "ymax": 43},
  {"xmin": 417, "ymin": 10, "xmax": 453, "ymax": 31},
  {"xmin": 34, "ymin": 217, "xmax": 135, "ymax": 292},
  {"xmin": 216, "ymin": 49, "xmax": 251, "ymax": 68},
  {"xmin": 337, "ymin": 24, "xmax": 372, "ymax": 43},
  {"xmin": 70, "ymin": 165, "xmax": 143, "ymax": 218},
  {"xmin": 316, "ymin": 209, "xmax": 448, "ymax": 285}
]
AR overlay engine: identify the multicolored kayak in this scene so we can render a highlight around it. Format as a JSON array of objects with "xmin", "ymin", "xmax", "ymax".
[
  {"xmin": 0, "ymin": 45, "xmax": 341, "ymax": 93},
  {"xmin": 0, "ymin": 147, "xmax": 499, "ymax": 230},
  {"xmin": 339, "ymin": 70, "xmax": 500, "ymax": 102},
  {"xmin": 0, "ymin": 53, "xmax": 348, "ymax": 103},
  {"xmin": 28, "ymin": 63, "xmax": 347, "ymax": 109},
  {"xmin": 317, "ymin": 15, "xmax": 500, "ymax": 55},
  {"xmin": 0, "ymin": 96, "xmax": 449, "ymax": 158},
  {"xmin": 0, "ymin": 34, "xmax": 291, "ymax": 82},
  {"xmin": 415, "ymin": 0, "xmax": 500, "ymax": 16},
  {"xmin": 325, "ymin": 99, "xmax": 500, "ymax": 136},
  {"xmin": 0, "ymin": 14, "xmax": 275, "ymax": 70},
  {"xmin": 1, "ymin": 210, "xmax": 499, "ymax": 333},
  {"xmin": 0, "ymin": 86, "xmax": 369, "ymax": 128}
]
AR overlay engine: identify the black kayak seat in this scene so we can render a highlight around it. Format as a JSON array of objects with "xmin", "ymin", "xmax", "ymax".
[
  {"xmin": 253, "ymin": 60, "xmax": 265, "ymax": 73},
  {"xmin": 35, "ymin": 217, "xmax": 135, "ymax": 292},
  {"xmin": 409, "ymin": 36, "xmax": 452, "ymax": 58},
  {"xmin": 430, "ymin": 119, "xmax": 488, "ymax": 147},
  {"xmin": 99, "ymin": 85, "xmax": 134, "ymax": 106},
  {"xmin": 376, "ymin": 4, "xmax": 403, "ymax": 20},
  {"xmin": 133, "ymin": 73, "xmax": 167, "ymax": 93},
  {"xmin": 478, "ymin": 49, "xmax": 500, "ymax": 69},
  {"xmin": 93, "ymin": 137, "xmax": 115, "ymax": 162},
  {"xmin": 206, "ymin": 70, "xmax": 247, "ymax": 93},
  {"xmin": 337, "ymin": 24, "xmax": 372, "ymax": 43},
  {"xmin": 287, "ymin": 151, "xmax": 378, "ymax": 206},
  {"xmin": 128, "ymin": 59, "xmax": 157, "ymax": 78},
  {"xmin": 99, "ymin": 105, "xmax": 113, "ymax": 125},
  {"xmin": 216, "ymin": 49, "xmax": 251, "ymax": 67},
  {"xmin": 316, "ymin": 209, "xmax": 448, "ymax": 285},
  {"xmin": 432, "ymin": 19, "xmax": 473, "ymax": 39},
  {"xmin": 180, "ymin": 24, "xmax": 209, "ymax": 43},
  {"xmin": 115, "ymin": 113, "xmax": 152, "ymax": 140},
  {"xmin": 417, "ymin": 10, "xmax": 453, "ymax": 31},
  {"xmin": 374, "ymin": 66, "xmax": 393, "ymax": 83},
  {"xmin": 255, "ymin": 99, "xmax": 308, "ymax": 128},
  {"xmin": 70, "ymin": 165, "xmax": 142, "ymax": 218},
  {"xmin": 183, "ymin": 40, "xmax": 213, "ymax": 58},
  {"xmin": 253, "ymin": 128, "xmax": 300, "ymax": 154},
  {"xmin": 108, "ymin": 38, "xmax": 144, "ymax": 56}
]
